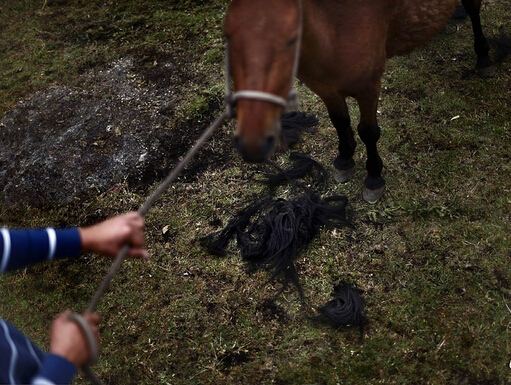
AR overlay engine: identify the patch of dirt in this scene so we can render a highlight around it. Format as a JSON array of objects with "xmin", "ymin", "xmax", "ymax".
[
  {"xmin": 0, "ymin": 54, "xmax": 233, "ymax": 208},
  {"xmin": 256, "ymin": 299, "xmax": 290, "ymax": 324},
  {"xmin": 217, "ymin": 346, "xmax": 251, "ymax": 372}
]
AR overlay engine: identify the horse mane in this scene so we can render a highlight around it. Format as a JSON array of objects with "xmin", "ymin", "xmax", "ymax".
[
  {"xmin": 262, "ymin": 152, "xmax": 329, "ymax": 194},
  {"xmin": 235, "ymin": 192, "xmax": 351, "ymax": 298}
]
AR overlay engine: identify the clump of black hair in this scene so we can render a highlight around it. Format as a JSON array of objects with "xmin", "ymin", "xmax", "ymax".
[
  {"xmin": 315, "ymin": 283, "xmax": 364, "ymax": 328},
  {"xmin": 279, "ymin": 111, "xmax": 318, "ymax": 150},
  {"xmin": 201, "ymin": 113, "xmax": 364, "ymax": 323},
  {"xmin": 201, "ymin": 150, "xmax": 351, "ymax": 297}
]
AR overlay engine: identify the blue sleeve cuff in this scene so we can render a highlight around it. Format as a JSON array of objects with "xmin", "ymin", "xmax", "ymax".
[
  {"xmin": 54, "ymin": 228, "xmax": 82, "ymax": 261},
  {"xmin": 32, "ymin": 354, "xmax": 77, "ymax": 385}
]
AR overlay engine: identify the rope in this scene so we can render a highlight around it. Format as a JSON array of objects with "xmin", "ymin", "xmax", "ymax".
[
  {"xmin": 71, "ymin": 110, "xmax": 229, "ymax": 384},
  {"xmin": 67, "ymin": 313, "xmax": 105, "ymax": 385},
  {"xmin": 75, "ymin": 1, "xmax": 304, "ymax": 377},
  {"xmin": 86, "ymin": 111, "xmax": 228, "ymax": 314}
]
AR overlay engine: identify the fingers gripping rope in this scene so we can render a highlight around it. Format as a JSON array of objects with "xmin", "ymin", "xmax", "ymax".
[
  {"xmin": 67, "ymin": 313, "xmax": 99, "ymax": 364},
  {"xmin": 67, "ymin": 313, "xmax": 104, "ymax": 385}
]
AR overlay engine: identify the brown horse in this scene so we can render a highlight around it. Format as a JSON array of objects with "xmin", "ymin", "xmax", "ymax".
[{"xmin": 224, "ymin": 0, "xmax": 493, "ymax": 202}]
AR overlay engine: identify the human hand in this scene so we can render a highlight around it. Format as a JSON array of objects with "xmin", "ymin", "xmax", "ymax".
[
  {"xmin": 49, "ymin": 311, "xmax": 101, "ymax": 368},
  {"xmin": 79, "ymin": 212, "xmax": 149, "ymax": 260}
]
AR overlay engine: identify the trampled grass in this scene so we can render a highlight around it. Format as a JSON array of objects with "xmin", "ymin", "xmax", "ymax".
[{"xmin": 1, "ymin": 1, "xmax": 510, "ymax": 384}]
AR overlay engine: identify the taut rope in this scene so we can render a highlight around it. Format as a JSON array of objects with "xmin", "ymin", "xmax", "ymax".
[
  {"xmin": 73, "ymin": 1, "xmax": 304, "ymax": 381},
  {"xmin": 73, "ymin": 111, "xmax": 229, "ymax": 385},
  {"xmin": 85, "ymin": 111, "xmax": 229, "ymax": 315}
]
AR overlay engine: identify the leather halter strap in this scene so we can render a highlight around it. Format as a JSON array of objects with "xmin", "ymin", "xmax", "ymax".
[{"xmin": 225, "ymin": 0, "xmax": 303, "ymax": 118}]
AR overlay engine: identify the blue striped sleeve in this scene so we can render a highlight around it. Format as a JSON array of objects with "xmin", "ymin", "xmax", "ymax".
[
  {"xmin": 31, "ymin": 354, "xmax": 77, "ymax": 385},
  {"xmin": 0, "ymin": 228, "xmax": 82, "ymax": 273}
]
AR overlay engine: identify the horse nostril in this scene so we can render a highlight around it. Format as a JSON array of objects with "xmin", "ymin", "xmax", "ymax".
[
  {"xmin": 265, "ymin": 135, "xmax": 276, "ymax": 153},
  {"xmin": 233, "ymin": 136, "xmax": 242, "ymax": 152},
  {"xmin": 233, "ymin": 134, "xmax": 276, "ymax": 163}
]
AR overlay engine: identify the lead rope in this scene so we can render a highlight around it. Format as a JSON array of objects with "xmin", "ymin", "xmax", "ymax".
[
  {"xmin": 71, "ymin": 111, "xmax": 229, "ymax": 385},
  {"xmin": 73, "ymin": 1, "xmax": 304, "ymax": 382}
]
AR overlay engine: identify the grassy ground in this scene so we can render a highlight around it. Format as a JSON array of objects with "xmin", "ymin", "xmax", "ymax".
[{"xmin": 1, "ymin": 1, "xmax": 510, "ymax": 384}]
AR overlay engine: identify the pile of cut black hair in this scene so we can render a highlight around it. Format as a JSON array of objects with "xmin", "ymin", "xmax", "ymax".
[
  {"xmin": 279, "ymin": 111, "xmax": 319, "ymax": 150},
  {"xmin": 201, "ymin": 114, "xmax": 364, "ymax": 327},
  {"xmin": 201, "ymin": 153, "xmax": 351, "ymax": 272},
  {"xmin": 315, "ymin": 283, "xmax": 364, "ymax": 329}
]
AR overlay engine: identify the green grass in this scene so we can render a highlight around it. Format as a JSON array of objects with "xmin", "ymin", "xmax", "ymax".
[{"xmin": 1, "ymin": 1, "xmax": 511, "ymax": 384}]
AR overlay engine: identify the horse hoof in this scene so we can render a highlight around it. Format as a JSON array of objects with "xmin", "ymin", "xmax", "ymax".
[
  {"xmin": 333, "ymin": 167, "xmax": 355, "ymax": 183},
  {"xmin": 477, "ymin": 65, "xmax": 495, "ymax": 78},
  {"xmin": 363, "ymin": 185, "xmax": 385, "ymax": 204}
]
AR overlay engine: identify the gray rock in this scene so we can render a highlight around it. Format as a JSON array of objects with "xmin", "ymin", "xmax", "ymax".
[{"xmin": 0, "ymin": 58, "xmax": 230, "ymax": 207}]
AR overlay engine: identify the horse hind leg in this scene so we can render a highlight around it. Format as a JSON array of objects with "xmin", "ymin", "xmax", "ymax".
[
  {"xmin": 462, "ymin": 0, "xmax": 495, "ymax": 78},
  {"xmin": 323, "ymin": 96, "xmax": 356, "ymax": 183}
]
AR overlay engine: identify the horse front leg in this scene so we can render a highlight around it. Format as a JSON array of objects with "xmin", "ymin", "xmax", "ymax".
[
  {"xmin": 356, "ymin": 88, "xmax": 385, "ymax": 203},
  {"xmin": 462, "ymin": 0, "xmax": 495, "ymax": 77},
  {"xmin": 323, "ymin": 95, "xmax": 357, "ymax": 183}
]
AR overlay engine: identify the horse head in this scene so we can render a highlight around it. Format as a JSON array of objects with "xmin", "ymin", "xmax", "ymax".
[{"xmin": 224, "ymin": 0, "xmax": 301, "ymax": 162}]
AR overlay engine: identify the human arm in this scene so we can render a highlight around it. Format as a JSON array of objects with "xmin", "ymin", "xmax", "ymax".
[
  {"xmin": 0, "ymin": 211, "xmax": 148, "ymax": 274},
  {"xmin": 1, "ymin": 212, "xmax": 148, "ymax": 384},
  {"xmin": 78, "ymin": 211, "xmax": 148, "ymax": 260},
  {"xmin": 0, "ymin": 227, "xmax": 81, "ymax": 273}
]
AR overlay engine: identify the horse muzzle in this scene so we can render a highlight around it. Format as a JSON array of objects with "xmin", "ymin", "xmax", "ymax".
[{"xmin": 233, "ymin": 117, "xmax": 281, "ymax": 163}]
